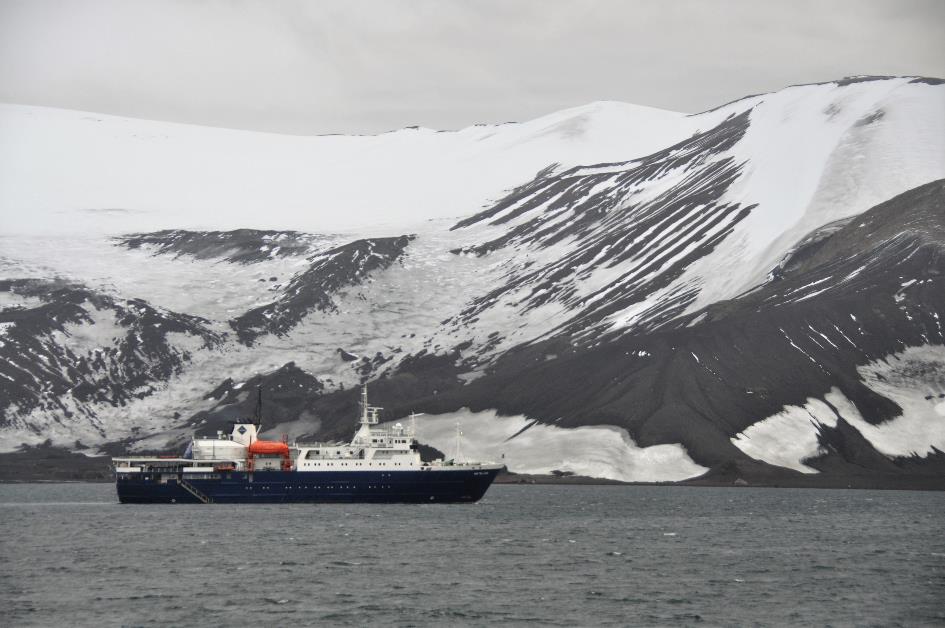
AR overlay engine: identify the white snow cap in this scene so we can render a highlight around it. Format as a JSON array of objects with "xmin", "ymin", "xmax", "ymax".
[{"xmin": 0, "ymin": 100, "xmax": 691, "ymax": 235}]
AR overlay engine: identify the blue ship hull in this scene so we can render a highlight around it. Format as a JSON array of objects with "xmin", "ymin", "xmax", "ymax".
[{"xmin": 116, "ymin": 467, "xmax": 502, "ymax": 504}]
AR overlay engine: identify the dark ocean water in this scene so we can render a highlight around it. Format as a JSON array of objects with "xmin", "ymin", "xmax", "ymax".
[{"xmin": 0, "ymin": 484, "xmax": 942, "ymax": 627}]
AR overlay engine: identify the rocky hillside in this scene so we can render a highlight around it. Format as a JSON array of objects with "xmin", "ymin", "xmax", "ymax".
[{"xmin": 0, "ymin": 75, "xmax": 943, "ymax": 485}]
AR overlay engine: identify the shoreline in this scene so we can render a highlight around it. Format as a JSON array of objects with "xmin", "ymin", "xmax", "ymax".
[
  {"xmin": 2, "ymin": 472, "xmax": 942, "ymax": 492},
  {"xmin": 495, "ymin": 471, "xmax": 945, "ymax": 491},
  {"xmin": 1, "ymin": 446, "xmax": 942, "ymax": 491}
]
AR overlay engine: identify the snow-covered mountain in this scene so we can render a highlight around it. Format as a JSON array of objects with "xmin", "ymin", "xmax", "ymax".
[
  {"xmin": 0, "ymin": 99, "xmax": 695, "ymax": 235},
  {"xmin": 1, "ymin": 75, "xmax": 943, "ymax": 484}
]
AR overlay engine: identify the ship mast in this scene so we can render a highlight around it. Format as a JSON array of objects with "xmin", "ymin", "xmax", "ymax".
[
  {"xmin": 360, "ymin": 385, "xmax": 380, "ymax": 426},
  {"xmin": 253, "ymin": 386, "xmax": 263, "ymax": 436},
  {"xmin": 454, "ymin": 422, "xmax": 463, "ymax": 463}
]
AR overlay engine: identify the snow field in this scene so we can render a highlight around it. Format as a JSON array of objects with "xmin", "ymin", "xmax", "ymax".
[
  {"xmin": 410, "ymin": 409, "xmax": 708, "ymax": 482},
  {"xmin": 0, "ymin": 101, "xmax": 694, "ymax": 236}
]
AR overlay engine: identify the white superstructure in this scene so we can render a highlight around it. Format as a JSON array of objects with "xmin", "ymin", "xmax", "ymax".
[
  {"xmin": 294, "ymin": 387, "xmax": 431, "ymax": 471},
  {"xmin": 190, "ymin": 423, "xmax": 257, "ymax": 462},
  {"xmin": 113, "ymin": 386, "xmax": 500, "ymax": 475}
]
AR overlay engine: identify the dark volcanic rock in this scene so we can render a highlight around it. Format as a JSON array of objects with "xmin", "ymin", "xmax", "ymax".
[
  {"xmin": 909, "ymin": 77, "xmax": 945, "ymax": 86},
  {"xmin": 681, "ymin": 458, "xmax": 945, "ymax": 490},
  {"xmin": 293, "ymin": 350, "xmax": 467, "ymax": 444},
  {"xmin": 449, "ymin": 111, "xmax": 756, "ymax": 343},
  {"xmin": 410, "ymin": 180, "xmax": 945, "ymax": 471},
  {"xmin": 185, "ymin": 362, "xmax": 325, "ymax": 439},
  {"xmin": 0, "ymin": 441, "xmax": 112, "ymax": 481},
  {"xmin": 115, "ymin": 229, "xmax": 327, "ymax": 264},
  {"xmin": 231, "ymin": 235, "xmax": 414, "ymax": 344},
  {"xmin": 807, "ymin": 418, "xmax": 904, "ymax": 475},
  {"xmin": 416, "ymin": 443, "xmax": 446, "ymax": 462},
  {"xmin": 893, "ymin": 447, "xmax": 945, "ymax": 474},
  {"xmin": 337, "ymin": 348, "xmax": 359, "ymax": 362},
  {"xmin": 0, "ymin": 278, "xmax": 223, "ymax": 423}
]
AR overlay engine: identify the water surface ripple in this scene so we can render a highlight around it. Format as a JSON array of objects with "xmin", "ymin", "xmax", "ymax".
[{"xmin": 1, "ymin": 484, "xmax": 942, "ymax": 627}]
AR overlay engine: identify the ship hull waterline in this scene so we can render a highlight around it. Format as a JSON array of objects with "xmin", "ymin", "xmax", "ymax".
[{"xmin": 116, "ymin": 467, "xmax": 503, "ymax": 504}]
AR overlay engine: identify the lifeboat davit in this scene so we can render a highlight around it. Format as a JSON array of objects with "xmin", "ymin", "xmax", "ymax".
[{"xmin": 248, "ymin": 440, "xmax": 290, "ymax": 456}]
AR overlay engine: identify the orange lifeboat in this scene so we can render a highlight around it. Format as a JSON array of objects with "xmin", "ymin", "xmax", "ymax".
[
  {"xmin": 248, "ymin": 440, "xmax": 290, "ymax": 456},
  {"xmin": 246, "ymin": 439, "xmax": 292, "ymax": 471}
]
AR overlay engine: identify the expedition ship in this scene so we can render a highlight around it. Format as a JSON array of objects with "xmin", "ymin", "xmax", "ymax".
[{"xmin": 112, "ymin": 388, "xmax": 503, "ymax": 504}]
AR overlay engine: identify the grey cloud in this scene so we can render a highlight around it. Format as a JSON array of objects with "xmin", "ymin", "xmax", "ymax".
[{"xmin": 0, "ymin": 0, "xmax": 942, "ymax": 134}]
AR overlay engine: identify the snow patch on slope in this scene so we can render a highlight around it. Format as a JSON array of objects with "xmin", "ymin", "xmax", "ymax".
[
  {"xmin": 732, "ymin": 398, "xmax": 838, "ymax": 473},
  {"xmin": 412, "ymin": 409, "xmax": 708, "ymax": 482},
  {"xmin": 839, "ymin": 345, "xmax": 945, "ymax": 456},
  {"xmin": 733, "ymin": 344, "xmax": 945, "ymax": 471}
]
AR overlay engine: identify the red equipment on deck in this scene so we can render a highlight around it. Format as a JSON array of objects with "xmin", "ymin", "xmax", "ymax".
[
  {"xmin": 246, "ymin": 436, "xmax": 292, "ymax": 471},
  {"xmin": 248, "ymin": 440, "xmax": 290, "ymax": 455}
]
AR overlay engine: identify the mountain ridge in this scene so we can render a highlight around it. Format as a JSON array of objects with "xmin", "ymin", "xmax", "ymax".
[{"xmin": 1, "ymin": 75, "xmax": 943, "ymax": 485}]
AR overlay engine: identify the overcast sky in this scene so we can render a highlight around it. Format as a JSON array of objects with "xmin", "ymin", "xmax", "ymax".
[{"xmin": 0, "ymin": 0, "xmax": 942, "ymax": 134}]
